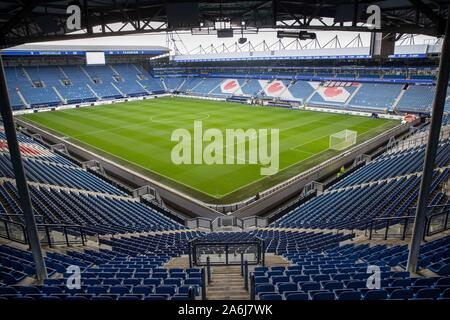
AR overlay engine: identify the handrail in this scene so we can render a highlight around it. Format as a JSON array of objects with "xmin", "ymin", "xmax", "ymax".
[
  {"xmin": 371, "ymin": 215, "xmax": 415, "ymax": 222},
  {"xmin": 426, "ymin": 205, "xmax": 450, "ymax": 237},
  {"xmin": 185, "ymin": 216, "xmax": 268, "ymax": 231},
  {"xmin": 190, "ymin": 238, "xmax": 264, "ymax": 267},
  {"xmin": 367, "ymin": 204, "xmax": 450, "ymax": 240},
  {"xmin": 0, "ymin": 218, "xmax": 27, "ymax": 244},
  {"xmin": 0, "ymin": 217, "xmax": 101, "ymax": 247},
  {"xmin": 388, "ymin": 125, "xmax": 450, "ymax": 152}
]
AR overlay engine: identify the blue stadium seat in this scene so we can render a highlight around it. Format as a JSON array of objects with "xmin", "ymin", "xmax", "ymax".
[
  {"xmin": 364, "ymin": 289, "xmax": 388, "ymax": 300},
  {"xmin": 285, "ymin": 292, "xmax": 309, "ymax": 300},
  {"xmin": 338, "ymin": 291, "xmax": 362, "ymax": 300},
  {"xmin": 259, "ymin": 293, "xmax": 283, "ymax": 301},
  {"xmin": 389, "ymin": 289, "xmax": 413, "ymax": 300}
]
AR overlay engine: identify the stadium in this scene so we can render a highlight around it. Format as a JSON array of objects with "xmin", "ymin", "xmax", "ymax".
[{"xmin": 0, "ymin": 0, "xmax": 449, "ymax": 308}]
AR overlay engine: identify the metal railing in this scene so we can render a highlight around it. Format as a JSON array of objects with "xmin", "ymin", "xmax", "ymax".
[
  {"xmin": 388, "ymin": 125, "xmax": 450, "ymax": 153},
  {"xmin": 0, "ymin": 218, "xmax": 27, "ymax": 244},
  {"xmin": 186, "ymin": 217, "xmax": 215, "ymax": 230},
  {"xmin": 426, "ymin": 204, "xmax": 450, "ymax": 237},
  {"xmin": 189, "ymin": 238, "xmax": 265, "ymax": 267},
  {"xmin": 185, "ymin": 216, "xmax": 268, "ymax": 231},
  {"xmin": 367, "ymin": 204, "xmax": 450, "ymax": 240},
  {"xmin": 0, "ymin": 217, "xmax": 101, "ymax": 247},
  {"xmin": 368, "ymin": 216, "xmax": 415, "ymax": 240}
]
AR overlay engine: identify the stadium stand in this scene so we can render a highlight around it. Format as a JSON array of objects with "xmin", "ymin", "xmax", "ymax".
[
  {"xmin": 240, "ymin": 79, "xmax": 264, "ymax": 96},
  {"xmin": 348, "ymin": 83, "xmax": 404, "ymax": 111},
  {"xmin": 5, "ymin": 67, "xmax": 61, "ymax": 108},
  {"xmin": 5, "ymin": 62, "xmax": 448, "ymax": 115},
  {"xmin": 110, "ymin": 64, "xmax": 147, "ymax": 97},
  {"xmin": 251, "ymin": 235, "xmax": 450, "ymax": 300},
  {"xmin": 163, "ymin": 77, "xmax": 185, "ymax": 92},
  {"xmin": 178, "ymin": 77, "xmax": 203, "ymax": 93},
  {"xmin": 330, "ymin": 142, "xmax": 450, "ymax": 189},
  {"xmin": 5, "ymin": 64, "xmax": 171, "ymax": 106},
  {"xmin": 2, "ymin": 48, "xmax": 450, "ymax": 303},
  {"xmin": 288, "ymin": 81, "xmax": 318, "ymax": 102},
  {"xmin": 0, "ymin": 126, "xmax": 184, "ymax": 234},
  {"xmin": 83, "ymin": 65, "xmax": 124, "ymax": 99},
  {"xmin": 59, "ymin": 65, "xmax": 100, "ymax": 103},
  {"xmin": 190, "ymin": 78, "xmax": 223, "ymax": 96},
  {"xmin": 271, "ymin": 170, "xmax": 449, "ymax": 230},
  {"xmin": 308, "ymin": 83, "xmax": 359, "ymax": 107},
  {"xmin": 396, "ymin": 85, "xmax": 436, "ymax": 113}
]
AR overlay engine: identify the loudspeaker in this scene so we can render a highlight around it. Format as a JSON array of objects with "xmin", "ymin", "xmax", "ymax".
[
  {"xmin": 35, "ymin": 16, "xmax": 61, "ymax": 34},
  {"xmin": 166, "ymin": 2, "xmax": 199, "ymax": 28},
  {"xmin": 334, "ymin": 4, "xmax": 364, "ymax": 23},
  {"xmin": 217, "ymin": 29, "xmax": 233, "ymax": 38}
]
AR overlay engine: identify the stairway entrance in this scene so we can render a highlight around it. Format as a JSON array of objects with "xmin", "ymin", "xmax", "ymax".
[{"xmin": 207, "ymin": 265, "xmax": 249, "ymax": 300}]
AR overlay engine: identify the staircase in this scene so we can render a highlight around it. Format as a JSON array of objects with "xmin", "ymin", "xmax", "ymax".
[
  {"xmin": 392, "ymin": 85, "xmax": 407, "ymax": 111},
  {"xmin": 53, "ymin": 86, "xmax": 67, "ymax": 104},
  {"xmin": 80, "ymin": 66, "xmax": 95, "ymax": 84},
  {"xmin": 86, "ymin": 83, "xmax": 100, "ymax": 99},
  {"xmin": 111, "ymin": 82, "xmax": 125, "ymax": 97},
  {"xmin": 208, "ymin": 266, "xmax": 249, "ymax": 300},
  {"xmin": 345, "ymin": 83, "xmax": 362, "ymax": 107},
  {"xmin": 21, "ymin": 67, "xmax": 33, "ymax": 85},
  {"xmin": 16, "ymin": 90, "xmax": 30, "ymax": 108},
  {"xmin": 164, "ymin": 253, "xmax": 290, "ymax": 300}
]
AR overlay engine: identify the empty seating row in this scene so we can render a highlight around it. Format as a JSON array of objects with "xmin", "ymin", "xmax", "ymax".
[
  {"xmin": 272, "ymin": 169, "xmax": 449, "ymax": 230},
  {"xmin": 251, "ymin": 235, "xmax": 450, "ymax": 300}
]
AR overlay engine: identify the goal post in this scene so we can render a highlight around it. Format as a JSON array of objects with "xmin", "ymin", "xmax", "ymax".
[{"xmin": 329, "ymin": 129, "xmax": 358, "ymax": 150}]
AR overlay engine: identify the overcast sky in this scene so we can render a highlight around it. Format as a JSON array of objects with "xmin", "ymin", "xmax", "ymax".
[{"xmin": 34, "ymin": 19, "xmax": 439, "ymax": 55}]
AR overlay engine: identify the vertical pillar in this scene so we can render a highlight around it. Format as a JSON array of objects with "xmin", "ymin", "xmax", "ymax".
[
  {"xmin": 0, "ymin": 56, "xmax": 47, "ymax": 282},
  {"xmin": 407, "ymin": 6, "xmax": 450, "ymax": 273}
]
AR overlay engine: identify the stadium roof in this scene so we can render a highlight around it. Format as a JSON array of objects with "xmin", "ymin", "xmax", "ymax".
[
  {"xmin": 0, "ymin": 1, "xmax": 449, "ymax": 46},
  {"xmin": 0, "ymin": 43, "xmax": 169, "ymax": 55}
]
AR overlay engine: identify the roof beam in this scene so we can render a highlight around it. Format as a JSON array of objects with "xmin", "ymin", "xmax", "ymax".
[
  {"xmin": 0, "ymin": 0, "xmax": 41, "ymax": 35},
  {"xmin": 408, "ymin": 0, "xmax": 445, "ymax": 30}
]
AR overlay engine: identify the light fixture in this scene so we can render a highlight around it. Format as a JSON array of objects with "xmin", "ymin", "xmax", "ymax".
[{"xmin": 277, "ymin": 30, "xmax": 317, "ymax": 40}]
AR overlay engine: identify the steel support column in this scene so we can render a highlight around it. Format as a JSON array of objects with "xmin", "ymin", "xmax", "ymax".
[
  {"xmin": 0, "ymin": 56, "xmax": 47, "ymax": 282},
  {"xmin": 406, "ymin": 6, "xmax": 450, "ymax": 274}
]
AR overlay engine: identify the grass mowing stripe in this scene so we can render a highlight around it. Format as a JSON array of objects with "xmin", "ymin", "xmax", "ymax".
[{"xmin": 19, "ymin": 97, "xmax": 399, "ymax": 203}]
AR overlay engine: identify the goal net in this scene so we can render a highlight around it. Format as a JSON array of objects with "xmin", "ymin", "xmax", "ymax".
[{"xmin": 329, "ymin": 129, "xmax": 358, "ymax": 150}]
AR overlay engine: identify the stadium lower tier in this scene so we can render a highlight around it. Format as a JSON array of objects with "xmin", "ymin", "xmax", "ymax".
[
  {"xmin": 252, "ymin": 235, "xmax": 450, "ymax": 301},
  {"xmin": 0, "ymin": 233, "xmax": 449, "ymax": 300},
  {"xmin": 6, "ymin": 64, "xmax": 450, "ymax": 114}
]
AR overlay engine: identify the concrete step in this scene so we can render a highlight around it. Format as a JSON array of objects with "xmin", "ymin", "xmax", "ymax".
[
  {"xmin": 205, "ymin": 264, "xmax": 249, "ymax": 300},
  {"xmin": 207, "ymin": 288, "xmax": 246, "ymax": 291},
  {"xmin": 208, "ymin": 283, "xmax": 245, "ymax": 287},
  {"xmin": 209, "ymin": 294, "xmax": 249, "ymax": 300},
  {"xmin": 163, "ymin": 255, "xmax": 190, "ymax": 269},
  {"xmin": 264, "ymin": 254, "xmax": 290, "ymax": 267},
  {"xmin": 210, "ymin": 274, "xmax": 242, "ymax": 278},
  {"xmin": 209, "ymin": 279, "xmax": 244, "ymax": 284}
]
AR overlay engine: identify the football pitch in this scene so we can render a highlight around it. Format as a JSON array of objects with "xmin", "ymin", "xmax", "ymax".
[{"xmin": 19, "ymin": 97, "xmax": 399, "ymax": 203}]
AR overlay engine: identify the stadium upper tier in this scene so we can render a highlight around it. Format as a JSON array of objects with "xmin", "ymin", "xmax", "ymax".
[{"xmin": 5, "ymin": 63, "xmax": 450, "ymax": 114}]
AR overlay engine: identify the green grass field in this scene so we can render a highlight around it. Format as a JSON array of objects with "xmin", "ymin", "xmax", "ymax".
[{"xmin": 19, "ymin": 97, "xmax": 399, "ymax": 203}]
